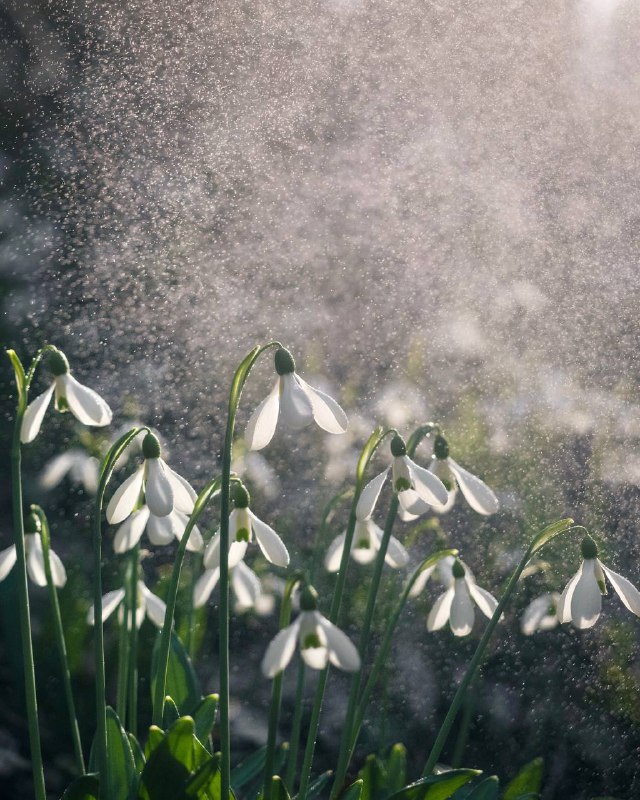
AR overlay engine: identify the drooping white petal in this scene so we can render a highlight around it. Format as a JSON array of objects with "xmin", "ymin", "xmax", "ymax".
[
  {"xmin": 26, "ymin": 535, "xmax": 47, "ymax": 587},
  {"xmin": 427, "ymin": 460, "xmax": 457, "ymax": 513},
  {"xmin": 146, "ymin": 512, "xmax": 176, "ymax": 546},
  {"xmin": 144, "ymin": 458, "xmax": 174, "ymax": 517},
  {"xmin": 162, "ymin": 463, "xmax": 197, "ymax": 514},
  {"xmin": 193, "ymin": 569, "xmax": 220, "ymax": 608},
  {"xmin": 20, "ymin": 383, "xmax": 55, "ymax": 444},
  {"xmin": 301, "ymin": 645, "xmax": 329, "ymax": 669},
  {"xmin": 60, "ymin": 373, "xmax": 112, "ymax": 427},
  {"xmin": 570, "ymin": 559, "xmax": 602, "ymax": 629},
  {"xmin": 324, "ymin": 532, "xmax": 348, "ymax": 573},
  {"xmin": 249, "ymin": 511, "xmax": 289, "ymax": 567},
  {"xmin": 356, "ymin": 469, "xmax": 389, "ymax": 521},
  {"xmin": 40, "ymin": 452, "xmax": 75, "ymax": 489},
  {"xmin": 392, "ymin": 456, "xmax": 412, "ymax": 492},
  {"xmin": 396, "ymin": 488, "xmax": 430, "ymax": 517},
  {"xmin": 467, "ymin": 580, "xmax": 499, "ymax": 620},
  {"xmin": 261, "ymin": 619, "xmax": 301, "ymax": 677},
  {"xmin": 427, "ymin": 587, "xmax": 455, "ymax": 631},
  {"xmin": 349, "ymin": 519, "xmax": 378, "ymax": 564},
  {"xmin": 384, "ymin": 535, "xmax": 410, "ymax": 569},
  {"xmin": 203, "ymin": 531, "xmax": 248, "ymax": 571},
  {"xmin": 600, "ymin": 562, "xmax": 640, "ymax": 617},
  {"xmin": 436, "ymin": 557, "xmax": 456, "ymax": 587},
  {"xmin": 278, "ymin": 373, "xmax": 314, "ymax": 431},
  {"xmin": 409, "ymin": 564, "xmax": 436, "ymax": 598},
  {"xmin": 87, "ymin": 588, "xmax": 125, "ymax": 625},
  {"xmin": 447, "ymin": 459, "xmax": 499, "ymax": 516},
  {"xmin": 232, "ymin": 561, "xmax": 262, "ymax": 610},
  {"xmin": 71, "ymin": 454, "xmax": 100, "ymax": 494},
  {"xmin": 203, "ymin": 534, "xmax": 220, "ymax": 570},
  {"xmin": 295, "ymin": 377, "xmax": 348, "ymax": 435},
  {"xmin": 140, "ymin": 582, "xmax": 167, "ymax": 628},
  {"xmin": 407, "ymin": 459, "xmax": 449, "ymax": 507},
  {"xmin": 48, "ymin": 548, "xmax": 68, "ymax": 588},
  {"xmin": 521, "ymin": 593, "xmax": 560, "ymax": 635},
  {"xmin": 245, "ymin": 380, "xmax": 280, "ymax": 451},
  {"xmin": 0, "ymin": 545, "xmax": 17, "ymax": 582},
  {"xmin": 113, "ymin": 507, "xmax": 151, "ymax": 553},
  {"xmin": 450, "ymin": 579, "xmax": 475, "ymax": 636},
  {"xmin": 106, "ymin": 465, "xmax": 145, "ymax": 525},
  {"xmin": 179, "ymin": 514, "xmax": 204, "ymax": 553},
  {"xmin": 557, "ymin": 566, "xmax": 582, "ymax": 624},
  {"xmin": 318, "ymin": 615, "xmax": 361, "ymax": 671},
  {"xmin": 298, "ymin": 611, "xmax": 330, "ymax": 669}
]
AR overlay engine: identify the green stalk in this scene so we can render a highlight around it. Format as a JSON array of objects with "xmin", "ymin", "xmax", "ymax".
[
  {"xmin": 7, "ymin": 349, "xmax": 47, "ymax": 800},
  {"xmin": 127, "ymin": 546, "xmax": 139, "ymax": 737},
  {"xmin": 421, "ymin": 518, "xmax": 576, "ymax": 775},
  {"xmin": 283, "ymin": 659, "xmax": 306, "ymax": 793},
  {"xmin": 263, "ymin": 574, "xmax": 303, "ymax": 800},
  {"xmin": 116, "ymin": 597, "xmax": 130, "ymax": 722},
  {"xmin": 297, "ymin": 427, "xmax": 395, "ymax": 800},
  {"xmin": 32, "ymin": 505, "xmax": 86, "ymax": 775},
  {"xmin": 151, "ymin": 475, "xmax": 222, "ymax": 726},
  {"xmin": 331, "ymin": 424, "xmax": 435, "ymax": 798}
]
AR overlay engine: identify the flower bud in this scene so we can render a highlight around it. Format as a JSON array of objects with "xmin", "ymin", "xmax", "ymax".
[
  {"xmin": 300, "ymin": 584, "xmax": 319, "ymax": 611},
  {"xmin": 49, "ymin": 348, "xmax": 69, "ymax": 376},
  {"xmin": 433, "ymin": 434, "xmax": 449, "ymax": 460},
  {"xmin": 581, "ymin": 535, "xmax": 598, "ymax": 560},
  {"xmin": 452, "ymin": 559, "xmax": 466, "ymax": 579},
  {"xmin": 274, "ymin": 347, "xmax": 296, "ymax": 376},
  {"xmin": 390, "ymin": 435, "xmax": 407, "ymax": 457},
  {"xmin": 142, "ymin": 432, "xmax": 162, "ymax": 459}
]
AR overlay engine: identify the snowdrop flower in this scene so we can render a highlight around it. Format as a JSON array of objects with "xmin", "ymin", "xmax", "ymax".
[
  {"xmin": 261, "ymin": 585, "xmax": 360, "ymax": 677},
  {"xmin": 106, "ymin": 432, "xmax": 196, "ymax": 525},
  {"xmin": 428, "ymin": 559, "xmax": 499, "ymax": 637},
  {"xmin": 423, "ymin": 434, "xmax": 499, "ymax": 517},
  {"xmin": 0, "ymin": 534, "xmax": 67, "ymax": 588},
  {"xmin": 112, "ymin": 505, "xmax": 203, "ymax": 553},
  {"xmin": 202, "ymin": 484, "xmax": 289, "ymax": 571},
  {"xmin": 245, "ymin": 347, "xmax": 348, "ymax": 451},
  {"xmin": 21, "ymin": 348, "xmax": 112, "ymax": 444},
  {"xmin": 87, "ymin": 579, "xmax": 166, "ymax": 629},
  {"xmin": 389, "ymin": 435, "xmax": 449, "ymax": 518},
  {"xmin": 521, "ymin": 592, "xmax": 561, "ymax": 635},
  {"xmin": 193, "ymin": 560, "xmax": 265, "ymax": 612},
  {"xmin": 558, "ymin": 536, "xmax": 640, "ymax": 629},
  {"xmin": 409, "ymin": 555, "xmax": 470, "ymax": 598},
  {"xmin": 40, "ymin": 448, "xmax": 99, "ymax": 494},
  {"xmin": 325, "ymin": 468, "xmax": 409, "ymax": 571}
]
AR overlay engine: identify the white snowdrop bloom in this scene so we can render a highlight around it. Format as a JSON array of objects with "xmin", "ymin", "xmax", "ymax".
[
  {"xmin": 40, "ymin": 449, "xmax": 100, "ymax": 494},
  {"xmin": 112, "ymin": 505, "xmax": 203, "ymax": 553},
  {"xmin": 0, "ymin": 534, "xmax": 67, "ymax": 588},
  {"xmin": 420, "ymin": 434, "xmax": 499, "ymax": 518},
  {"xmin": 106, "ymin": 432, "xmax": 196, "ymax": 525},
  {"xmin": 87, "ymin": 579, "xmax": 166, "ymax": 629},
  {"xmin": 389, "ymin": 435, "xmax": 449, "ymax": 518},
  {"xmin": 261, "ymin": 586, "xmax": 360, "ymax": 677},
  {"xmin": 427, "ymin": 560, "xmax": 499, "ymax": 637},
  {"xmin": 325, "ymin": 468, "xmax": 409, "ymax": 571},
  {"xmin": 558, "ymin": 536, "xmax": 640, "ymax": 630},
  {"xmin": 231, "ymin": 449, "xmax": 281, "ymax": 500},
  {"xmin": 245, "ymin": 347, "xmax": 348, "ymax": 451},
  {"xmin": 193, "ymin": 560, "xmax": 265, "ymax": 612},
  {"xmin": 409, "ymin": 555, "xmax": 474, "ymax": 598},
  {"xmin": 202, "ymin": 485, "xmax": 289, "ymax": 571},
  {"xmin": 20, "ymin": 348, "xmax": 112, "ymax": 444},
  {"xmin": 521, "ymin": 593, "xmax": 561, "ymax": 635}
]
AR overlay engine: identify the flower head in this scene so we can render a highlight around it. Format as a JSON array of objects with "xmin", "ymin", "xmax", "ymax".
[
  {"xmin": 202, "ymin": 484, "xmax": 289, "ymax": 570},
  {"xmin": 40, "ymin": 448, "xmax": 100, "ymax": 494},
  {"xmin": 261, "ymin": 585, "xmax": 360, "ymax": 677},
  {"xmin": 521, "ymin": 592, "xmax": 561, "ymax": 635},
  {"xmin": 245, "ymin": 347, "xmax": 348, "ymax": 450},
  {"xmin": 390, "ymin": 435, "xmax": 449, "ymax": 518},
  {"xmin": 325, "ymin": 469, "xmax": 409, "ymax": 571},
  {"xmin": 112, "ymin": 505, "xmax": 204, "ymax": 553},
  {"xmin": 21, "ymin": 348, "xmax": 112, "ymax": 444},
  {"xmin": 87, "ymin": 579, "xmax": 166, "ymax": 629},
  {"xmin": 558, "ymin": 535, "xmax": 640, "ymax": 629},
  {"xmin": 106, "ymin": 432, "xmax": 196, "ymax": 525},
  {"xmin": 193, "ymin": 560, "xmax": 265, "ymax": 613},
  {"xmin": 427, "ymin": 559, "xmax": 499, "ymax": 637},
  {"xmin": 0, "ymin": 533, "xmax": 67, "ymax": 589}
]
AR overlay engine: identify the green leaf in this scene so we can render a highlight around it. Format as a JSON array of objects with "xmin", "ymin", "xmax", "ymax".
[
  {"xmin": 386, "ymin": 745, "xmax": 407, "ymax": 793},
  {"xmin": 358, "ymin": 755, "xmax": 387, "ymax": 800},
  {"xmin": 185, "ymin": 755, "xmax": 221, "ymax": 798},
  {"xmin": 503, "ymin": 759, "xmax": 543, "ymax": 800},
  {"xmin": 164, "ymin": 696, "xmax": 181, "ymax": 729},
  {"xmin": 271, "ymin": 776, "xmax": 292, "ymax": 800},
  {"xmin": 303, "ymin": 771, "xmax": 333, "ymax": 800},
  {"xmin": 145, "ymin": 726, "xmax": 166, "ymax": 760},
  {"xmin": 387, "ymin": 769, "xmax": 481, "ymax": 800},
  {"xmin": 465, "ymin": 777, "xmax": 499, "ymax": 800},
  {"xmin": 342, "ymin": 780, "xmax": 364, "ymax": 800},
  {"xmin": 61, "ymin": 774, "xmax": 100, "ymax": 800},
  {"xmin": 105, "ymin": 707, "xmax": 137, "ymax": 800},
  {"xmin": 152, "ymin": 631, "xmax": 201, "ymax": 716},
  {"xmin": 6, "ymin": 349, "xmax": 26, "ymax": 398},
  {"xmin": 530, "ymin": 520, "xmax": 574, "ymax": 556},
  {"xmin": 193, "ymin": 694, "xmax": 219, "ymax": 744},
  {"xmin": 356, "ymin": 426, "xmax": 385, "ymax": 483},
  {"xmin": 139, "ymin": 717, "xmax": 197, "ymax": 800},
  {"xmin": 129, "ymin": 733, "xmax": 146, "ymax": 775},
  {"xmin": 230, "ymin": 746, "xmax": 267, "ymax": 790}
]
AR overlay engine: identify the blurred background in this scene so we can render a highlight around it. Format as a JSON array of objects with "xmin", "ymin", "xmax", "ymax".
[{"xmin": 1, "ymin": 0, "xmax": 640, "ymax": 797}]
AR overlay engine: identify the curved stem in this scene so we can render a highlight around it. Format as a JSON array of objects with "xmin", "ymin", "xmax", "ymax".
[
  {"xmin": 33, "ymin": 505, "xmax": 86, "ymax": 776},
  {"xmin": 7, "ymin": 350, "xmax": 46, "ymax": 800},
  {"xmin": 421, "ymin": 519, "xmax": 576, "ymax": 775},
  {"xmin": 283, "ymin": 659, "xmax": 306, "ymax": 793}
]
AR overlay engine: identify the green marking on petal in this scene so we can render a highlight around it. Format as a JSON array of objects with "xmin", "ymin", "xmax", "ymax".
[
  {"xmin": 236, "ymin": 528, "xmax": 250, "ymax": 542},
  {"xmin": 302, "ymin": 633, "xmax": 322, "ymax": 650},
  {"xmin": 394, "ymin": 478, "xmax": 411, "ymax": 492}
]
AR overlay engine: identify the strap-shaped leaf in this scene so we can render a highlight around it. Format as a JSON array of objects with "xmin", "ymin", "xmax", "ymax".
[
  {"xmin": 193, "ymin": 694, "xmax": 219, "ymax": 746},
  {"xmin": 61, "ymin": 774, "xmax": 100, "ymax": 800},
  {"xmin": 503, "ymin": 759, "xmax": 543, "ymax": 800},
  {"xmin": 342, "ymin": 780, "xmax": 364, "ymax": 800},
  {"xmin": 271, "ymin": 776, "xmax": 292, "ymax": 800},
  {"xmin": 530, "ymin": 520, "xmax": 574, "ymax": 556},
  {"xmin": 387, "ymin": 769, "xmax": 480, "ymax": 800},
  {"xmin": 140, "ymin": 717, "xmax": 197, "ymax": 800},
  {"xmin": 385, "ymin": 745, "xmax": 407, "ymax": 794},
  {"xmin": 105, "ymin": 707, "xmax": 137, "ymax": 800},
  {"xmin": 152, "ymin": 632, "xmax": 201, "ymax": 717},
  {"xmin": 464, "ymin": 776, "xmax": 499, "ymax": 799}
]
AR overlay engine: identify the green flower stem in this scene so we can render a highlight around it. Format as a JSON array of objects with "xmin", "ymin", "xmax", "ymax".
[
  {"xmin": 421, "ymin": 518, "xmax": 575, "ymax": 776},
  {"xmin": 283, "ymin": 659, "xmax": 306, "ymax": 793},
  {"xmin": 151, "ymin": 475, "xmax": 222, "ymax": 727},
  {"xmin": 93, "ymin": 426, "xmax": 148, "ymax": 789},
  {"xmin": 263, "ymin": 574, "xmax": 304, "ymax": 800},
  {"xmin": 116, "ymin": 598, "xmax": 130, "ymax": 722},
  {"xmin": 297, "ymin": 427, "xmax": 395, "ymax": 800},
  {"xmin": 127, "ymin": 545, "xmax": 139, "ymax": 737},
  {"xmin": 215, "ymin": 341, "xmax": 282, "ymax": 800},
  {"xmin": 331, "ymin": 424, "xmax": 435, "ymax": 799},
  {"xmin": 7, "ymin": 349, "xmax": 46, "ymax": 800},
  {"xmin": 32, "ymin": 505, "xmax": 86, "ymax": 776}
]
